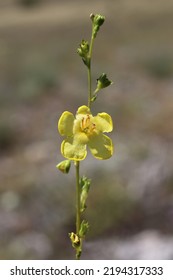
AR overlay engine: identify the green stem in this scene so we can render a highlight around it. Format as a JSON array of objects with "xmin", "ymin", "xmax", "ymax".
[
  {"xmin": 87, "ymin": 32, "xmax": 94, "ymax": 108},
  {"xmin": 87, "ymin": 66, "xmax": 91, "ymax": 108},
  {"xmin": 75, "ymin": 160, "xmax": 80, "ymax": 234},
  {"xmin": 75, "ymin": 160, "xmax": 81, "ymax": 259},
  {"xmin": 75, "ymin": 21, "xmax": 95, "ymax": 260}
]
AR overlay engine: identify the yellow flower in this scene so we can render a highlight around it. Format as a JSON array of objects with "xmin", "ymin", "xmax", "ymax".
[{"xmin": 58, "ymin": 105, "xmax": 113, "ymax": 161}]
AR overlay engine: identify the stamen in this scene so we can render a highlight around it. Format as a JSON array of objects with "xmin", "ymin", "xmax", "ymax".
[
  {"xmin": 81, "ymin": 117, "xmax": 85, "ymax": 129},
  {"xmin": 85, "ymin": 115, "xmax": 90, "ymax": 127},
  {"xmin": 80, "ymin": 115, "xmax": 96, "ymax": 134},
  {"xmin": 91, "ymin": 123, "xmax": 96, "ymax": 130}
]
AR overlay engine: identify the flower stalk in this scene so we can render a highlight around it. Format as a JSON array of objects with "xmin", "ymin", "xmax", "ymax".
[
  {"xmin": 57, "ymin": 13, "xmax": 113, "ymax": 260},
  {"xmin": 75, "ymin": 160, "xmax": 81, "ymax": 259},
  {"xmin": 87, "ymin": 19, "xmax": 94, "ymax": 108}
]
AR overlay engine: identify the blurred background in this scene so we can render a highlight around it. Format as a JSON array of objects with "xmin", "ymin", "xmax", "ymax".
[{"xmin": 0, "ymin": 0, "xmax": 173, "ymax": 260}]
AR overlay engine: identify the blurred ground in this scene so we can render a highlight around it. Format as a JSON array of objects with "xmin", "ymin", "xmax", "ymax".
[{"xmin": 0, "ymin": 0, "xmax": 173, "ymax": 259}]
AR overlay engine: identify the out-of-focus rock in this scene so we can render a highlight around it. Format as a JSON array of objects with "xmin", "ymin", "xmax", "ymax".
[
  {"xmin": 6, "ymin": 231, "xmax": 52, "ymax": 259},
  {"xmin": 84, "ymin": 231, "xmax": 173, "ymax": 260}
]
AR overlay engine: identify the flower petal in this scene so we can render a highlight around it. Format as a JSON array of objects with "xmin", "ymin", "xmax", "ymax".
[
  {"xmin": 76, "ymin": 105, "xmax": 91, "ymax": 116},
  {"xmin": 61, "ymin": 137, "xmax": 87, "ymax": 161},
  {"xmin": 58, "ymin": 111, "xmax": 74, "ymax": 136},
  {"xmin": 88, "ymin": 134, "xmax": 113, "ymax": 160},
  {"xmin": 93, "ymin": 113, "xmax": 113, "ymax": 133}
]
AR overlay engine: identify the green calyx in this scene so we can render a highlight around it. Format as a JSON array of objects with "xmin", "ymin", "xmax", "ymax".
[
  {"xmin": 96, "ymin": 73, "xmax": 113, "ymax": 90},
  {"xmin": 91, "ymin": 74, "xmax": 113, "ymax": 102}
]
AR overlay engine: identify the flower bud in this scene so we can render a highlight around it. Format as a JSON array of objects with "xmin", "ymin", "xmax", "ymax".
[
  {"xmin": 56, "ymin": 160, "xmax": 71, "ymax": 174},
  {"xmin": 91, "ymin": 14, "xmax": 105, "ymax": 38},
  {"xmin": 96, "ymin": 73, "xmax": 113, "ymax": 90},
  {"xmin": 94, "ymin": 14, "xmax": 105, "ymax": 27},
  {"xmin": 69, "ymin": 232, "xmax": 80, "ymax": 248},
  {"xmin": 77, "ymin": 40, "xmax": 90, "ymax": 67},
  {"xmin": 81, "ymin": 40, "xmax": 89, "ymax": 54}
]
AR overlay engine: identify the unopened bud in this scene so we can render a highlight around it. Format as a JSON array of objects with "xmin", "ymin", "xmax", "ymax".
[
  {"xmin": 77, "ymin": 40, "xmax": 90, "ymax": 67},
  {"xmin": 94, "ymin": 14, "xmax": 105, "ymax": 27},
  {"xmin": 96, "ymin": 73, "xmax": 113, "ymax": 90},
  {"xmin": 91, "ymin": 14, "xmax": 105, "ymax": 38},
  {"xmin": 69, "ymin": 232, "xmax": 80, "ymax": 248},
  {"xmin": 56, "ymin": 160, "xmax": 71, "ymax": 174}
]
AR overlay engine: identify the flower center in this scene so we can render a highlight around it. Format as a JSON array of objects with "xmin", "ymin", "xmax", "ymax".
[{"xmin": 81, "ymin": 114, "xmax": 96, "ymax": 135}]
